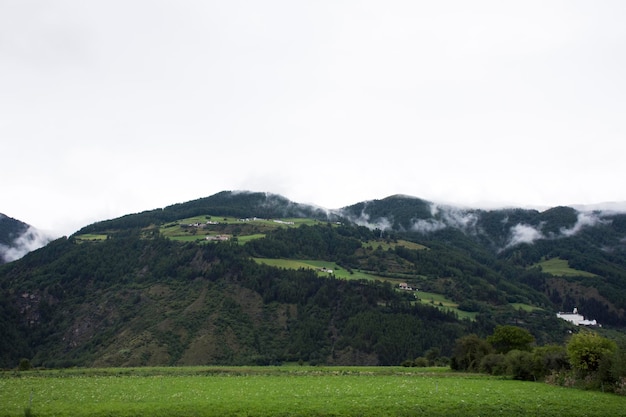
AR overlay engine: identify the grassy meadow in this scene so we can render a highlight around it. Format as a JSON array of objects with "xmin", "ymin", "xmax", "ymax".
[
  {"xmin": 415, "ymin": 291, "xmax": 478, "ymax": 321},
  {"xmin": 253, "ymin": 258, "xmax": 382, "ymax": 281},
  {"xmin": 2, "ymin": 367, "xmax": 624, "ymax": 417},
  {"xmin": 156, "ymin": 215, "xmax": 323, "ymax": 243},
  {"xmin": 535, "ymin": 258, "xmax": 597, "ymax": 278}
]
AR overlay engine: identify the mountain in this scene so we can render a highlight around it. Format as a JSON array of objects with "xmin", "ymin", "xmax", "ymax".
[
  {"xmin": 0, "ymin": 213, "xmax": 52, "ymax": 264},
  {"xmin": 1, "ymin": 191, "xmax": 625, "ymax": 369}
]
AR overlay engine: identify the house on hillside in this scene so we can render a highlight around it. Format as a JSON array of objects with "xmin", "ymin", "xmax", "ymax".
[{"xmin": 556, "ymin": 307, "xmax": 599, "ymax": 326}]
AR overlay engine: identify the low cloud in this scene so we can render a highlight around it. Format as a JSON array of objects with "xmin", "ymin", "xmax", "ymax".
[
  {"xmin": 0, "ymin": 227, "xmax": 53, "ymax": 263},
  {"xmin": 411, "ymin": 204, "xmax": 478, "ymax": 234},
  {"xmin": 344, "ymin": 208, "xmax": 394, "ymax": 231},
  {"xmin": 559, "ymin": 212, "xmax": 609, "ymax": 237},
  {"xmin": 504, "ymin": 224, "xmax": 545, "ymax": 249},
  {"xmin": 411, "ymin": 218, "xmax": 447, "ymax": 233},
  {"xmin": 502, "ymin": 211, "xmax": 609, "ymax": 250}
]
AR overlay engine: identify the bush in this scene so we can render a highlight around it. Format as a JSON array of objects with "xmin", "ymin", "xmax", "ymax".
[
  {"xmin": 567, "ymin": 331, "xmax": 616, "ymax": 376},
  {"xmin": 479, "ymin": 353, "xmax": 506, "ymax": 375},
  {"xmin": 401, "ymin": 359, "xmax": 414, "ymax": 367},
  {"xmin": 533, "ymin": 344, "xmax": 569, "ymax": 379},
  {"xmin": 487, "ymin": 325, "xmax": 534, "ymax": 354},
  {"xmin": 451, "ymin": 334, "xmax": 493, "ymax": 372},
  {"xmin": 413, "ymin": 357, "xmax": 429, "ymax": 367},
  {"xmin": 18, "ymin": 358, "xmax": 32, "ymax": 371},
  {"xmin": 505, "ymin": 350, "xmax": 536, "ymax": 381}
]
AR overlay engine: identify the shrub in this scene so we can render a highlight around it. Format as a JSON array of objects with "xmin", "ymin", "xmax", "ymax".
[
  {"xmin": 413, "ymin": 357, "xmax": 429, "ymax": 367},
  {"xmin": 487, "ymin": 325, "xmax": 534, "ymax": 354},
  {"xmin": 401, "ymin": 359, "xmax": 414, "ymax": 367},
  {"xmin": 18, "ymin": 358, "xmax": 32, "ymax": 371},
  {"xmin": 533, "ymin": 344, "xmax": 569, "ymax": 379},
  {"xmin": 505, "ymin": 350, "xmax": 536, "ymax": 381},
  {"xmin": 567, "ymin": 331, "xmax": 616, "ymax": 376},
  {"xmin": 479, "ymin": 353, "xmax": 506, "ymax": 375},
  {"xmin": 451, "ymin": 334, "xmax": 492, "ymax": 372}
]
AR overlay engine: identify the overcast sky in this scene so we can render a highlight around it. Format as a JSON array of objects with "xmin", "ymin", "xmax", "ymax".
[{"xmin": 2, "ymin": 1, "xmax": 626, "ymax": 236}]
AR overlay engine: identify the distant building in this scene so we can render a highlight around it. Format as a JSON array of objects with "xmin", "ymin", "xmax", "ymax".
[
  {"xmin": 205, "ymin": 235, "xmax": 230, "ymax": 241},
  {"xmin": 556, "ymin": 307, "xmax": 599, "ymax": 326}
]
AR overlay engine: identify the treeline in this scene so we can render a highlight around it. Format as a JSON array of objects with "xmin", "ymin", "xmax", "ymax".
[
  {"xmin": 444, "ymin": 325, "xmax": 626, "ymax": 395},
  {"xmin": 77, "ymin": 191, "xmax": 334, "ymax": 234}
]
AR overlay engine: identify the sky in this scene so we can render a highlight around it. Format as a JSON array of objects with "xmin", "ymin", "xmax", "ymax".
[{"xmin": 2, "ymin": 1, "xmax": 626, "ymax": 237}]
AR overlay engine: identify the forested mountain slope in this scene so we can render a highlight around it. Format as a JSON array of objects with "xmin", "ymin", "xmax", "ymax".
[
  {"xmin": 0, "ymin": 213, "xmax": 52, "ymax": 264},
  {"xmin": 1, "ymin": 191, "xmax": 624, "ymax": 368}
]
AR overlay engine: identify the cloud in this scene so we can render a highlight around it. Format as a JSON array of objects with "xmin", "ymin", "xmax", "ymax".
[
  {"xmin": 411, "ymin": 219, "xmax": 447, "ymax": 234},
  {"xmin": 504, "ymin": 224, "xmax": 545, "ymax": 249},
  {"xmin": 342, "ymin": 205, "xmax": 394, "ymax": 231},
  {"xmin": 559, "ymin": 212, "xmax": 610, "ymax": 237},
  {"xmin": 502, "ymin": 211, "xmax": 610, "ymax": 249},
  {"xmin": 0, "ymin": 227, "xmax": 53, "ymax": 263},
  {"xmin": 439, "ymin": 206, "xmax": 479, "ymax": 232},
  {"xmin": 410, "ymin": 204, "xmax": 478, "ymax": 234}
]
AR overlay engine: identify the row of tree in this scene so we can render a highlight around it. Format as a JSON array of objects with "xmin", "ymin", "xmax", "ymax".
[{"xmin": 448, "ymin": 325, "xmax": 626, "ymax": 394}]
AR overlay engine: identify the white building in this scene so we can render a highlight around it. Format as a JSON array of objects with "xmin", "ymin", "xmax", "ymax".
[{"xmin": 556, "ymin": 308, "xmax": 598, "ymax": 326}]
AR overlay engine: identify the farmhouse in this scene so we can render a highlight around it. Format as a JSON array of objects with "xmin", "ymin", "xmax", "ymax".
[
  {"xmin": 556, "ymin": 307, "xmax": 599, "ymax": 326},
  {"xmin": 398, "ymin": 282, "xmax": 414, "ymax": 291}
]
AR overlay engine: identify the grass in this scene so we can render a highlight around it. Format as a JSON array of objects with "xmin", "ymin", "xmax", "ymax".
[
  {"xmin": 253, "ymin": 258, "xmax": 381, "ymax": 281},
  {"xmin": 158, "ymin": 215, "xmax": 325, "ymax": 243},
  {"xmin": 73, "ymin": 233, "xmax": 108, "ymax": 242},
  {"xmin": 510, "ymin": 303, "xmax": 543, "ymax": 312},
  {"xmin": 535, "ymin": 258, "xmax": 597, "ymax": 278},
  {"xmin": 1, "ymin": 367, "xmax": 624, "ymax": 417},
  {"xmin": 362, "ymin": 239, "xmax": 428, "ymax": 251},
  {"xmin": 416, "ymin": 291, "xmax": 478, "ymax": 321}
]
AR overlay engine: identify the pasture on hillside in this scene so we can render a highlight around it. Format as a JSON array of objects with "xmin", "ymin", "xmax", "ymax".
[
  {"xmin": 253, "ymin": 258, "xmax": 381, "ymax": 281},
  {"xmin": 535, "ymin": 257, "xmax": 597, "ymax": 278},
  {"xmin": 1, "ymin": 367, "xmax": 624, "ymax": 417}
]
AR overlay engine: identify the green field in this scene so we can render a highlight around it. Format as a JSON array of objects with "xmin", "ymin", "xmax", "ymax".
[
  {"xmin": 362, "ymin": 239, "xmax": 428, "ymax": 251},
  {"xmin": 1, "ymin": 367, "xmax": 624, "ymax": 417},
  {"xmin": 416, "ymin": 291, "xmax": 478, "ymax": 320},
  {"xmin": 74, "ymin": 233, "xmax": 108, "ymax": 242},
  {"xmin": 253, "ymin": 258, "xmax": 381, "ymax": 281},
  {"xmin": 535, "ymin": 258, "xmax": 597, "ymax": 278},
  {"xmin": 158, "ymin": 215, "xmax": 323, "ymax": 243}
]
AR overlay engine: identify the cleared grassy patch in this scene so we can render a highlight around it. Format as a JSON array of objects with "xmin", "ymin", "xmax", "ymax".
[
  {"xmin": 236, "ymin": 233, "xmax": 266, "ymax": 244},
  {"xmin": 510, "ymin": 303, "xmax": 543, "ymax": 312},
  {"xmin": 416, "ymin": 291, "xmax": 478, "ymax": 320},
  {"xmin": 253, "ymin": 258, "xmax": 381, "ymax": 281},
  {"xmin": 362, "ymin": 239, "xmax": 428, "ymax": 251},
  {"xmin": 159, "ymin": 215, "xmax": 326, "ymax": 243},
  {"xmin": 73, "ymin": 233, "xmax": 108, "ymax": 242},
  {"xmin": 2, "ymin": 367, "xmax": 623, "ymax": 417},
  {"xmin": 535, "ymin": 258, "xmax": 597, "ymax": 278}
]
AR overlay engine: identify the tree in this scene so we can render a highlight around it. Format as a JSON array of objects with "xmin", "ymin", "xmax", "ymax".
[
  {"xmin": 18, "ymin": 358, "xmax": 32, "ymax": 371},
  {"xmin": 505, "ymin": 350, "xmax": 536, "ymax": 381},
  {"xmin": 487, "ymin": 325, "xmax": 534, "ymax": 354},
  {"xmin": 451, "ymin": 334, "xmax": 493, "ymax": 372},
  {"xmin": 566, "ymin": 331, "xmax": 617, "ymax": 375}
]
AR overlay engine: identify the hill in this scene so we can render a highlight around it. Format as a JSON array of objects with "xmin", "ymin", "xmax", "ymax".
[
  {"xmin": 1, "ymin": 191, "xmax": 625, "ymax": 368},
  {"xmin": 0, "ymin": 213, "xmax": 52, "ymax": 264}
]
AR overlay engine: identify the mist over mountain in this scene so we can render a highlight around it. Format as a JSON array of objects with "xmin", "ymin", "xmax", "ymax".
[
  {"xmin": 0, "ymin": 213, "xmax": 53, "ymax": 263},
  {"xmin": 2, "ymin": 191, "xmax": 626, "ymax": 369}
]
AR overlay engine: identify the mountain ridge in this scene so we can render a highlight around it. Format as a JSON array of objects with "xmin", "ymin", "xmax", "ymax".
[
  {"xmin": 2, "ymin": 190, "xmax": 626, "ymax": 368},
  {"xmin": 0, "ymin": 213, "xmax": 52, "ymax": 264}
]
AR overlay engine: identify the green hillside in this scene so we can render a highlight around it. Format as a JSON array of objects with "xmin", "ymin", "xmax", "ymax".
[{"xmin": 1, "ymin": 191, "xmax": 626, "ymax": 369}]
